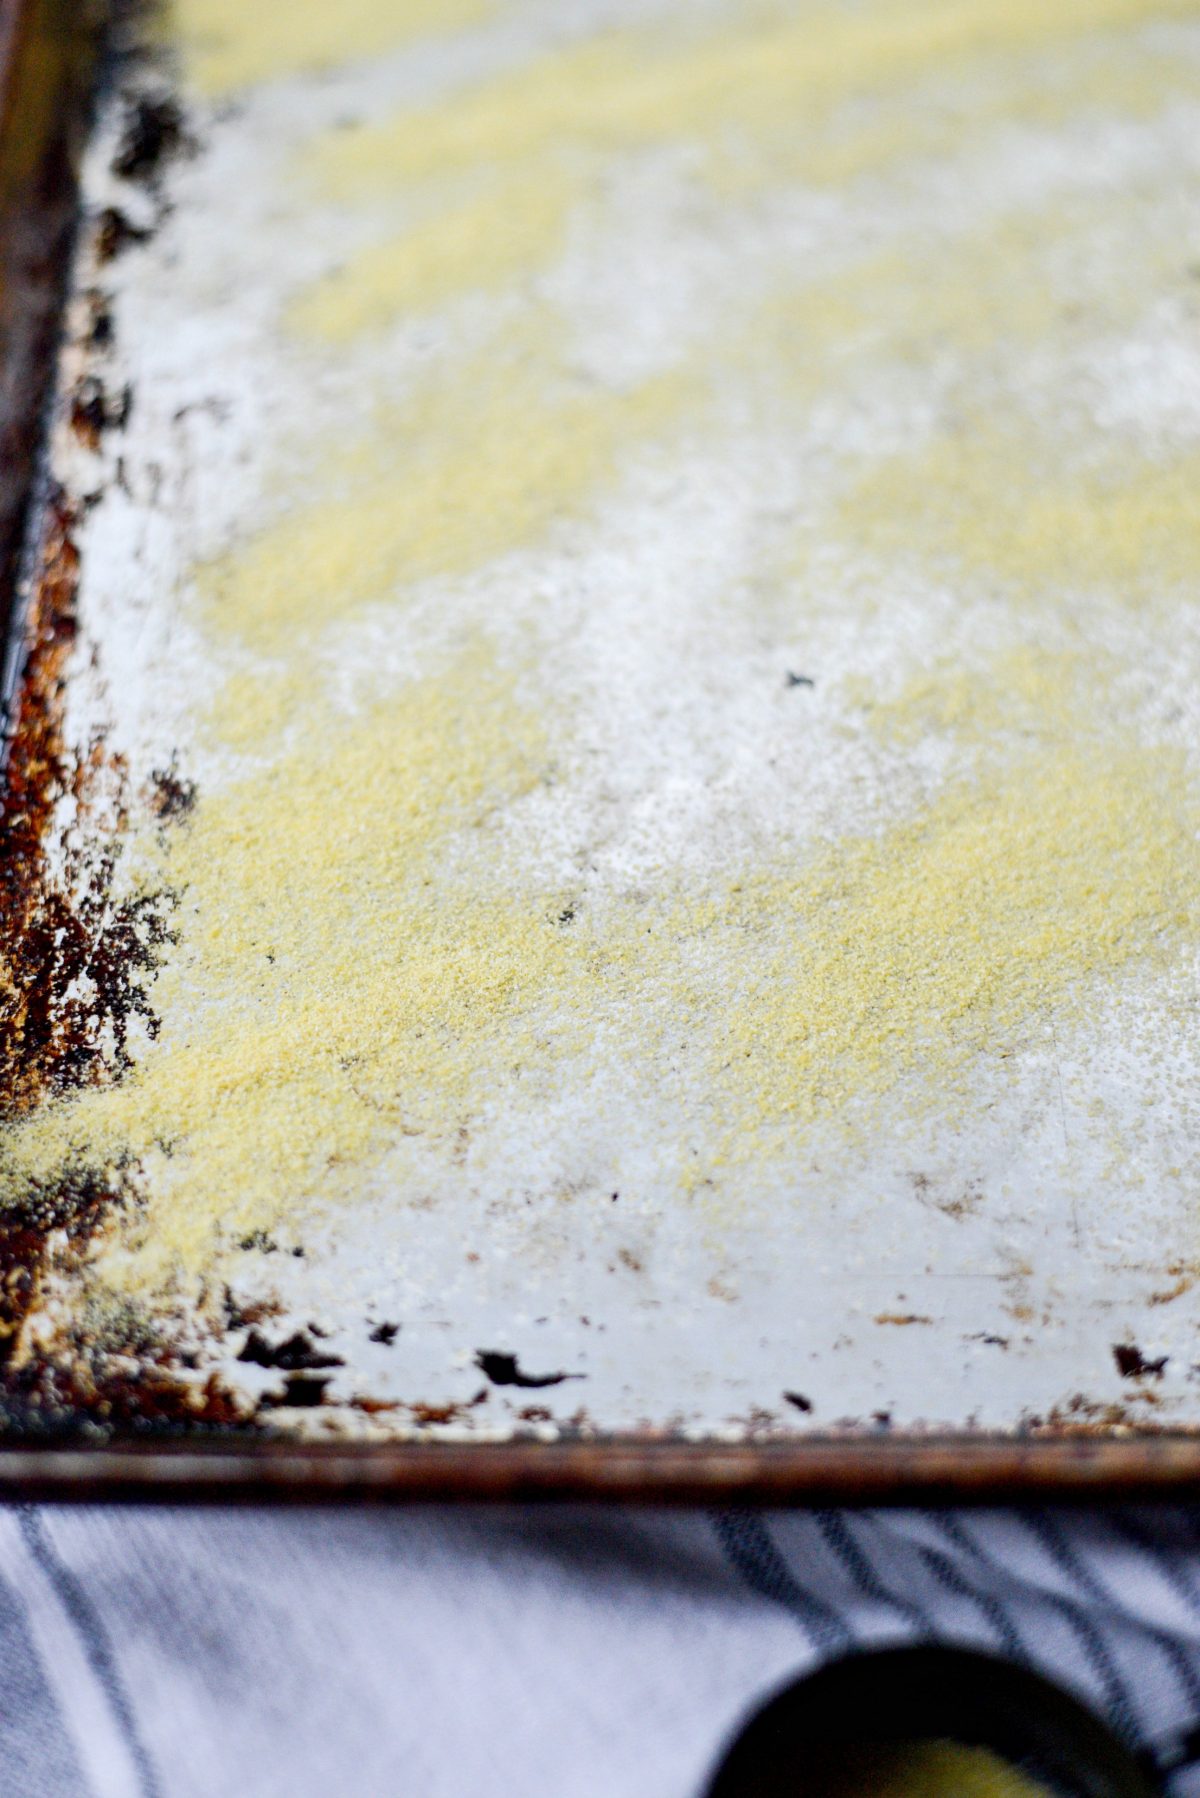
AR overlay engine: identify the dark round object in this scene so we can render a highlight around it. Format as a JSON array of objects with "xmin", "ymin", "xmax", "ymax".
[{"xmin": 705, "ymin": 1646, "xmax": 1160, "ymax": 1798}]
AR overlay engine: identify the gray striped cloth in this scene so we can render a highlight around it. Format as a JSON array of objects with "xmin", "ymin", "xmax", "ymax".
[{"xmin": 3, "ymin": 1506, "xmax": 1200, "ymax": 1796}]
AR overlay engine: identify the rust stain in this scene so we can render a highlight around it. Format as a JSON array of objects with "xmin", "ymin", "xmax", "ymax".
[
  {"xmin": 874, "ymin": 1312, "xmax": 934, "ymax": 1326},
  {"xmin": 93, "ymin": 204, "xmax": 150, "ymax": 263},
  {"xmin": 1150, "ymin": 1265, "xmax": 1195, "ymax": 1307},
  {"xmin": 222, "ymin": 1289, "xmax": 283, "ymax": 1331},
  {"xmin": 0, "ymin": 494, "xmax": 176, "ymax": 1115},
  {"xmin": 67, "ymin": 372, "xmax": 131, "ymax": 450},
  {"xmin": 0, "ymin": 496, "xmax": 247, "ymax": 1439},
  {"xmin": 1021, "ymin": 1393, "xmax": 1155, "ymax": 1434},
  {"xmin": 411, "ymin": 1400, "xmax": 474, "ymax": 1426},
  {"xmin": 2, "ymin": 490, "xmax": 88, "ymax": 1113}
]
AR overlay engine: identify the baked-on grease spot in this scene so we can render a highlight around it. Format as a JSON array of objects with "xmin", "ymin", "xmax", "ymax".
[
  {"xmin": 474, "ymin": 1350, "xmax": 582, "ymax": 1389},
  {"xmin": 93, "ymin": 207, "xmax": 151, "ymax": 263},
  {"xmin": 82, "ymin": 290, "xmax": 114, "ymax": 350},
  {"xmin": 785, "ymin": 670, "xmax": 815, "ymax": 688},
  {"xmin": 149, "ymin": 759, "xmax": 197, "ymax": 822},
  {"xmin": 111, "ymin": 95, "xmax": 189, "ymax": 186},
  {"xmin": 221, "ymin": 1287, "xmax": 281, "ymax": 1331},
  {"xmin": 368, "ymin": 1321, "xmax": 399, "ymax": 1345},
  {"xmin": 238, "ymin": 1329, "xmax": 344, "ymax": 1371},
  {"xmin": 237, "ymin": 1229, "xmax": 276, "ymax": 1252},
  {"xmin": 410, "ymin": 1400, "xmax": 475, "ymax": 1425},
  {"xmin": 1113, "ymin": 1343, "xmax": 1168, "ymax": 1379},
  {"xmin": 783, "ymin": 1391, "xmax": 813, "ymax": 1412},
  {"xmin": 911, "ymin": 1170, "xmax": 985, "ymax": 1220},
  {"xmin": 263, "ymin": 1375, "xmax": 331, "ymax": 1408},
  {"xmin": 68, "ymin": 376, "xmax": 132, "ymax": 451}
]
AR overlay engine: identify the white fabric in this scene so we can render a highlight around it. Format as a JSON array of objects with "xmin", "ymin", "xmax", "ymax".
[{"xmin": 5, "ymin": 1505, "xmax": 1200, "ymax": 1797}]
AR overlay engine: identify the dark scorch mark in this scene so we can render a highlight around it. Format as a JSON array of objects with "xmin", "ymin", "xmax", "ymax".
[
  {"xmin": 1114, "ymin": 1343, "xmax": 1168, "ymax": 1380},
  {"xmin": 111, "ymin": 94, "xmax": 188, "ymax": 186},
  {"xmin": 475, "ymin": 1351, "xmax": 582, "ymax": 1390},
  {"xmin": 238, "ymin": 1330, "xmax": 344, "ymax": 1372}
]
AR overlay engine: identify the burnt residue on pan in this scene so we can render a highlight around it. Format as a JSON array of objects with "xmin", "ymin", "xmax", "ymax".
[
  {"xmin": 0, "ymin": 0, "xmax": 103, "ymax": 648},
  {"xmin": 67, "ymin": 372, "xmax": 132, "ymax": 450},
  {"xmin": 0, "ymin": 494, "xmax": 251, "ymax": 1441},
  {"xmin": 148, "ymin": 756, "xmax": 196, "ymax": 822},
  {"xmin": 0, "ymin": 11, "xmax": 255, "ymax": 1443},
  {"xmin": 110, "ymin": 91, "xmax": 188, "ymax": 185},
  {"xmin": 1114, "ymin": 1344, "xmax": 1169, "ymax": 1381},
  {"xmin": 474, "ymin": 1351, "xmax": 584, "ymax": 1391},
  {"xmin": 0, "ymin": 492, "xmax": 176, "ymax": 1113},
  {"xmin": 92, "ymin": 204, "xmax": 150, "ymax": 263}
]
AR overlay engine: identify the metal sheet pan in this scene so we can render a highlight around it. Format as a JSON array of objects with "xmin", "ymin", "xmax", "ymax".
[{"xmin": 3, "ymin": 0, "xmax": 1200, "ymax": 1500}]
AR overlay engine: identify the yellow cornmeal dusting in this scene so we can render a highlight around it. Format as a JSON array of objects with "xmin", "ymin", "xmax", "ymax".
[
  {"xmin": 837, "ymin": 432, "xmax": 1200, "ymax": 603},
  {"xmin": 711, "ymin": 735, "xmax": 1199, "ymax": 1144},
  {"xmin": 308, "ymin": 0, "xmax": 1196, "ymax": 201},
  {"xmin": 5, "ymin": 646, "xmax": 1196, "ymax": 1284},
  {"xmin": 201, "ymin": 321, "xmax": 691, "ymax": 656},
  {"xmin": 287, "ymin": 168, "xmax": 577, "ymax": 341},
  {"xmin": 283, "ymin": 0, "xmax": 1196, "ymax": 344},
  {"xmin": 3, "ymin": 652, "xmax": 574, "ymax": 1282},
  {"xmin": 754, "ymin": 177, "xmax": 1193, "ymax": 401},
  {"xmin": 4, "ymin": 0, "xmax": 1200, "ymax": 1294},
  {"xmin": 740, "ymin": 43, "xmax": 1200, "ymax": 194},
  {"xmin": 169, "ymin": 0, "xmax": 493, "ymax": 96},
  {"xmin": 805, "ymin": 1740, "xmax": 1051, "ymax": 1798}
]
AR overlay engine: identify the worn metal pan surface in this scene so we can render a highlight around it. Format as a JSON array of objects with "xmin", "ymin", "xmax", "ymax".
[{"xmin": 2, "ymin": 0, "xmax": 1200, "ymax": 1500}]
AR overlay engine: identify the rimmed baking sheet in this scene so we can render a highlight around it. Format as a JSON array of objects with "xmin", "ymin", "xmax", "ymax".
[{"xmin": 3, "ymin": 0, "xmax": 1200, "ymax": 1499}]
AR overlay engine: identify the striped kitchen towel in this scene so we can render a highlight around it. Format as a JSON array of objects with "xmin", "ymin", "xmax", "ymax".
[{"xmin": 3, "ymin": 1505, "xmax": 1200, "ymax": 1797}]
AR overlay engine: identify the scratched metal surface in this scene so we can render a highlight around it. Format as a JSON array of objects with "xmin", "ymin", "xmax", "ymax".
[{"xmin": 3, "ymin": 0, "xmax": 1200, "ymax": 1461}]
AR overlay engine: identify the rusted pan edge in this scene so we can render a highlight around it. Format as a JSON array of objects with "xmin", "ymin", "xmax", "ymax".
[
  {"xmin": 0, "ymin": 0, "xmax": 102, "ymax": 666},
  {"xmin": 0, "ymin": 1437, "xmax": 1198, "ymax": 1505}
]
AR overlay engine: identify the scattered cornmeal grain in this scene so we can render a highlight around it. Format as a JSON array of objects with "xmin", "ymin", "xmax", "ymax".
[
  {"xmin": 168, "ymin": 0, "xmax": 494, "ymax": 96},
  {"xmin": 4, "ymin": 0, "xmax": 1200, "ymax": 1326},
  {"xmin": 199, "ymin": 320, "xmax": 692, "ymax": 656}
]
